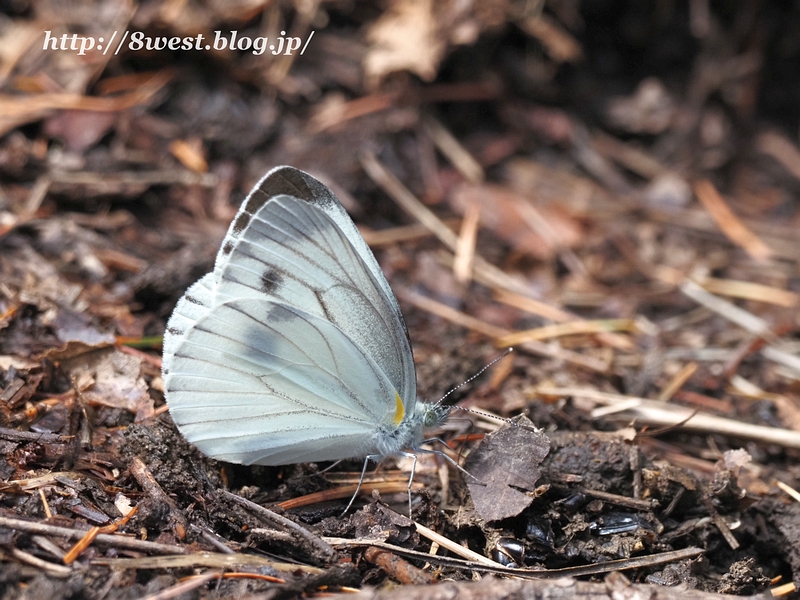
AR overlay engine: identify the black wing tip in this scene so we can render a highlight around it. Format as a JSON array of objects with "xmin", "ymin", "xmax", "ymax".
[
  {"xmin": 257, "ymin": 166, "xmax": 336, "ymax": 209},
  {"xmin": 259, "ymin": 166, "xmax": 314, "ymax": 198}
]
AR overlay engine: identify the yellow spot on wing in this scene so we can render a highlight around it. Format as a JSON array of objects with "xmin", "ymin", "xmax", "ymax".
[{"xmin": 393, "ymin": 392, "xmax": 405, "ymax": 425}]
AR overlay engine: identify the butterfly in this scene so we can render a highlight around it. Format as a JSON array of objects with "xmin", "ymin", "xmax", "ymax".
[{"xmin": 162, "ymin": 166, "xmax": 452, "ymax": 510}]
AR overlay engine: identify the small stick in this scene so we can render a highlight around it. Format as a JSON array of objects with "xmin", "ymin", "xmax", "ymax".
[
  {"xmin": 364, "ymin": 546, "xmax": 436, "ymax": 585},
  {"xmin": 130, "ymin": 457, "xmax": 187, "ymax": 540},
  {"xmin": 423, "ymin": 115, "xmax": 484, "ymax": 184},
  {"xmin": 399, "ymin": 288, "xmax": 611, "ymax": 373},
  {"xmin": 325, "ymin": 536, "xmax": 705, "ymax": 580},
  {"xmin": 657, "ymin": 362, "xmax": 698, "ymax": 402},
  {"xmin": 11, "ymin": 548, "xmax": 73, "ymax": 578},
  {"xmin": 413, "ymin": 521, "xmax": 502, "ymax": 567},
  {"xmin": 776, "ymin": 480, "xmax": 800, "ymax": 503},
  {"xmin": 219, "ymin": 490, "xmax": 335, "ymax": 562},
  {"xmin": 575, "ymin": 487, "xmax": 659, "ymax": 511},
  {"xmin": 38, "ymin": 489, "xmax": 53, "ymax": 518},
  {"xmin": 0, "ymin": 515, "xmax": 184, "ymax": 554},
  {"xmin": 0, "ymin": 426, "xmax": 71, "ymax": 443},
  {"xmin": 694, "ymin": 179, "xmax": 772, "ymax": 261},
  {"xmin": 538, "ymin": 386, "xmax": 800, "ymax": 449},
  {"xmin": 453, "ymin": 199, "xmax": 481, "ymax": 284},
  {"xmin": 138, "ymin": 570, "xmax": 221, "ymax": 600},
  {"xmin": 63, "ymin": 506, "xmax": 138, "ymax": 564}
]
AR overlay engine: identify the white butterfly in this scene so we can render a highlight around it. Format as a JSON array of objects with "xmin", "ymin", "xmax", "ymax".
[{"xmin": 162, "ymin": 166, "xmax": 451, "ymax": 507}]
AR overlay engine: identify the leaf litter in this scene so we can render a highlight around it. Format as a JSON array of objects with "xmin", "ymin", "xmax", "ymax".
[{"xmin": 1, "ymin": 0, "xmax": 800, "ymax": 598}]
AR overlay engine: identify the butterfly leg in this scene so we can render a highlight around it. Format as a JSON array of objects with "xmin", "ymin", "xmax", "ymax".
[
  {"xmin": 397, "ymin": 450, "xmax": 418, "ymax": 517},
  {"xmin": 342, "ymin": 454, "xmax": 380, "ymax": 516},
  {"xmin": 292, "ymin": 460, "xmax": 345, "ymax": 483},
  {"xmin": 314, "ymin": 460, "xmax": 343, "ymax": 475},
  {"xmin": 417, "ymin": 440, "xmax": 485, "ymax": 485}
]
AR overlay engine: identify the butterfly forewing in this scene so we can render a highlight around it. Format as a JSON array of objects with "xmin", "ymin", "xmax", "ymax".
[
  {"xmin": 212, "ymin": 196, "xmax": 414, "ymax": 403},
  {"xmin": 230, "ymin": 167, "xmax": 399, "ymax": 308},
  {"xmin": 209, "ymin": 168, "xmax": 416, "ymax": 405}
]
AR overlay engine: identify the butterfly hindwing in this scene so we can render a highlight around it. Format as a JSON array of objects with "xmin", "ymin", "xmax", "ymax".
[
  {"xmin": 166, "ymin": 298, "xmax": 399, "ymax": 465},
  {"xmin": 162, "ymin": 273, "xmax": 215, "ymax": 377}
]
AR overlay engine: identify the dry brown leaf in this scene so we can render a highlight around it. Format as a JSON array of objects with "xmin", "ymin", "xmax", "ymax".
[
  {"xmin": 362, "ymin": 0, "xmax": 509, "ymax": 88},
  {"xmin": 0, "ymin": 70, "xmax": 172, "ymax": 137},
  {"xmin": 60, "ymin": 347, "xmax": 153, "ymax": 421},
  {"xmin": 449, "ymin": 182, "xmax": 583, "ymax": 260},
  {"xmin": 364, "ymin": 0, "xmax": 444, "ymax": 87},
  {"xmin": 465, "ymin": 416, "xmax": 550, "ymax": 522},
  {"xmin": 43, "ymin": 110, "xmax": 118, "ymax": 153}
]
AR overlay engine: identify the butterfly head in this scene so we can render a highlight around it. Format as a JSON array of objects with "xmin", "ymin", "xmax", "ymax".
[{"xmin": 419, "ymin": 401, "xmax": 450, "ymax": 429}]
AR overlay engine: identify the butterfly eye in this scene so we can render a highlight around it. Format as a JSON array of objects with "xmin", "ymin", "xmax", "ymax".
[{"xmin": 423, "ymin": 406, "xmax": 447, "ymax": 427}]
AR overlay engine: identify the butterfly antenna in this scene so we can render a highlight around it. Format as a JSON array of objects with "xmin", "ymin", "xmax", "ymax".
[
  {"xmin": 435, "ymin": 348, "xmax": 514, "ymax": 407},
  {"xmin": 449, "ymin": 404, "xmax": 540, "ymax": 433},
  {"xmin": 436, "ymin": 348, "xmax": 539, "ymax": 432}
]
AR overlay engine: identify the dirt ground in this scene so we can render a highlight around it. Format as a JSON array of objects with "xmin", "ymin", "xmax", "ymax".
[{"xmin": 1, "ymin": 1, "xmax": 800, "ymax": 598}]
